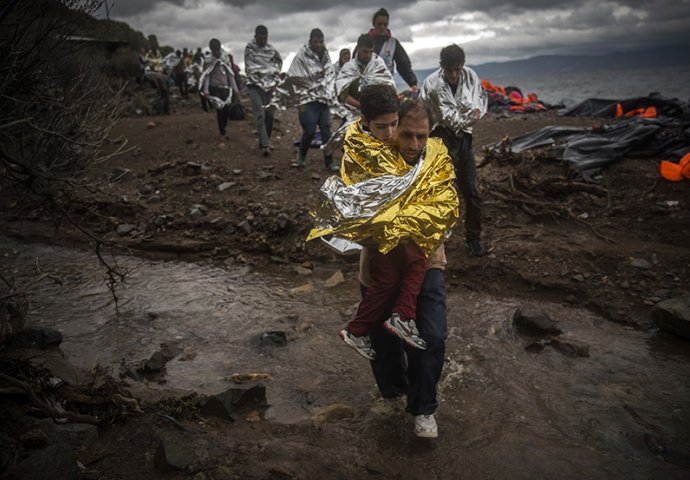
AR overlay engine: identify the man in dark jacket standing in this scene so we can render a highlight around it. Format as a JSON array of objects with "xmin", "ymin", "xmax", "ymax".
[{"xmin": 368, "ymin": 8, "xmax": 417, "ymax": 93}]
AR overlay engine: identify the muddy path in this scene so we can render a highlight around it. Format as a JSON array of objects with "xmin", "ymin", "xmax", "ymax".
[
  {"xmin": 2, "ymin": 236, "xmax": 689, "ymax": 479},
  {"xmin": 1, "ymin": 88, "xmax": 690, "ymax": 478}
]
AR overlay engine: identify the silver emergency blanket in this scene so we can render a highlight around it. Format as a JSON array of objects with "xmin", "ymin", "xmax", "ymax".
[
  {"xmin": 270, "ymin": 44, "xmax": 335, "ymax": 110},
  {"xmin": 319, "ymin": 158, "xmax": 423, "ymax": 220},
  {"xmin": 335, "ymin": 54, "xmax": 395, "ymax": 103},
  {"xmin": 420, "ymin": 66, "xmax": 488, "ymax": 135},
  {"xmin": 321, "ymin": 117, "xmax": 357, "ymax": 151},
  {"xmin": 325, "ymin": 54, "xmax": 395, "ymax": 146},
  {"xmin": 310, "ymin": 158, "xmax": 425, "ymax": 254},
  {"xmin": 161, "ymin": 52, "xmax": 180, "ymax": 75},
  {"xmin": 244, "ymin": 39, "xmax": 282, "ymax": 91},
  {"xmin": 199, "ymin": 55, "xmax": 236, "ymax": 109}
]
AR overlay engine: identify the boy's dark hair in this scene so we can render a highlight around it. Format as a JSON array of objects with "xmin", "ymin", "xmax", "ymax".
[
  {"xmin": 255, "ymin": 25, "xmax": 268, "ymax": 35},
  {"xmin": 373, "ymin": 7, "xmax": 389, "ymax": 24},
  {"xmin": 440, "ymin": 44, "xmax": 465, "ymax": 68},
  {"xmin": 360, "ymin": 84, "xmax": 399, "ymax": 122},
  {"xmin": 209, "ymin": 38, "xmax": 221, "ymax": 50},
  {"xmin": 357, "ymin": 34, "xmax": 374, "ymax": 49},
  {"xmin": 399, "ymin": 97, "xmax": 431, "ymax": 125},
  {"xmin": 309, "ymin": 28, "xmax": 324, "ymax": 40}
]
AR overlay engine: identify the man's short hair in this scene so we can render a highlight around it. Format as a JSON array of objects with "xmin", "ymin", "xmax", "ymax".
[
  {"xmin": 357, "ymin": 34, "xmax": 374, "ymax": 49},
  {"xmin": 360, "ymin": 84, "xmax": 399, "ymax": 122},
  {"xmin": 255, "ymin": 25, "xmax": 268, "ymax": 35},
  {"xmin": 373, "ymin": 7, "xmax": 389, "ymax": 24},
  {"xmin": 209, "ymin": 38, "xmax": 221, "ymax": 50},
  {"xmin": 309, "ymin": 28, "xmax": 324, "ymax": 40},
  {"xmin": 440, "ymin": 44, "xmax": 466, "ymax": 69},
  {"xmin": 399, "ymin": 97, "xmax": 431, "ymax": 125}
]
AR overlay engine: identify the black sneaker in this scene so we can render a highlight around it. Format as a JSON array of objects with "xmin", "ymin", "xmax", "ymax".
[
  {"xmin": 466, "ymin": 239, "xmax": 485, "ymax": 257},
  {"xmin": 261, "ymin": 147, "xmax": 270, "ymax": 157}
]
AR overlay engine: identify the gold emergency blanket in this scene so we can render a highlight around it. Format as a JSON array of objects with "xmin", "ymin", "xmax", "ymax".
[{"xmin": 307, "ymin": 120, "xmax": 459, "ymax": 256}]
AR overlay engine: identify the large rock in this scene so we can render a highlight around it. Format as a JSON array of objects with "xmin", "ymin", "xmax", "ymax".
[
  {"xmin": 652, "ymin": 296, "xmax": 690, "ymax": 340},
  {"xmin": 199, "ymin": 385, "xmax": 267, "ymax": 420},
  {"xmin": 3, "ymin": 443, "xmax": 78, "ymax": 480},
  {"xmin": 36, "ymin": 419, "xmax": 99, "ymax": 447},
  {"xmin": 513, "ymin": 308, "xmax": 563, "ymax": 337},
  {"xmin": 154, "ymin": 433, "xmax": 199, "ymax": 471}
]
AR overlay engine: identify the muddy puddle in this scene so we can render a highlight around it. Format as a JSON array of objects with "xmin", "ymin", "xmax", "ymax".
[{"xmin": 2, "ymin": 236, "xmax": 689, "ymax": 479}]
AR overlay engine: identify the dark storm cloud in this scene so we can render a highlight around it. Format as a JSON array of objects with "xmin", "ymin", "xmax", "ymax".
[
  {"xmin": 99, "ymin": 0, "xmax": 690, "ymax": 68},
  {"xmin": 106, "ymin": 0, "xmax": 186, "ymax": 16},
  {"xmin": 216, "ymin": 0, "xmax": 417, "ymax": 14}
]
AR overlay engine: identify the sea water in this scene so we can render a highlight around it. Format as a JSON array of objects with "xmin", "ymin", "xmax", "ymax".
[{"xmin": 403, "ymin": 65, "xmax": 690, "ymax": 107}]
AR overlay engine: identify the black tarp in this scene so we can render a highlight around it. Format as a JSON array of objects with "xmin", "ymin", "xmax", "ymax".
[
  {"xmin": 491, "ymin": 113, "xmax": 690, "ymax": 181},
  {"xmin": 559, "ymin": 93, "xmax": 688, "ymax": 118}
]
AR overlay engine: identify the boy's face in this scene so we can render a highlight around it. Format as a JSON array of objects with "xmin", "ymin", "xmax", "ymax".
[
  {"xmin": 442, "ymin": 63, "xmax": 463, "ymax": 88},
  {"xmin": 393, "ymin": 115, "xmax": 429, "ymax": 163},
  {"xmin": 362, "ymin": 112, "xmax": 399, "ymax": 144}
]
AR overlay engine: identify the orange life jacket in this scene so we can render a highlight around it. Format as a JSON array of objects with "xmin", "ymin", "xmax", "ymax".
[
  {"xmin": 660, "ymin": 152, "xmax": 690, "ymax": 181},
  {"xmin": 615, "ymin": 103, "xmax": 658, "ymax": 118}
]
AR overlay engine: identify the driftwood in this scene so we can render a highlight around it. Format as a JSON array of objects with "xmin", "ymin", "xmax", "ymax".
[{"xmin": 0, "ymin": 372, "xmax": 100, "ymax": 425}]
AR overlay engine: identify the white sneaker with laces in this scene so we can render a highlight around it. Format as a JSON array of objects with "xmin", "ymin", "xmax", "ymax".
[
  {"xmin": 339, "ymin": 329, "xmax": 376, "ymax": 360},
  {"xmin": 414, "ymin": 414, "xmax": 438, "ymax": 438},
  {"xmin": 384, "ymin": 313, "xmax": 427, "ymax": 350}
]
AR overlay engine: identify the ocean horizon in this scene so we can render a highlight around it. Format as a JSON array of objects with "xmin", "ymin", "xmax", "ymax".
[{"xmin": 397, "ymin": 65, "xmax": 690, "ymax": 107}]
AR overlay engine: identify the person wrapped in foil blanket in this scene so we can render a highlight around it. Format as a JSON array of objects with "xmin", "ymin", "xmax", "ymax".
[
  {"xmin": 324, "ymin": 43, "xmax": 396, "ymax": 150},
  {"xmin": 421, "ymin": 66, "xmax": 487, "ymax": 135},
  {"xmin": 244, "ymin": 37, "xmax": 282, "ymax": 92},
  {"xmin": 334, "ymin": 49, "xmax": 395, "ymax": 122},
  {"xmin": 307, "ymin": 119, "xmax": 459, "ymax": 257},
  {"xmin": 199, "ymin": 50, "xmax": 238, "ymax": 110},
  {"xmin": 270, "ymin": 41, "xmax": 335, "ymax": 111}
]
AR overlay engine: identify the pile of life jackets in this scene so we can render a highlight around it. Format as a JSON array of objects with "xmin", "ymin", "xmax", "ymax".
[
  {"xmin": 615, "ymin": 103, "xmax": 657, "ymax": 118},
  {"xmin": 481, "ymin": 79, "xmax": 547, "ymax": 113}
]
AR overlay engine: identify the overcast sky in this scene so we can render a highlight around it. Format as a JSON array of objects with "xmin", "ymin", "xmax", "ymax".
[{"xmin": 96, "ymin": 0, "xmax": 690, "ymax": 70}]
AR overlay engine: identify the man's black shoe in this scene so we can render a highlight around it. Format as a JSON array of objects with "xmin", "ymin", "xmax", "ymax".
[{"xmin": 466, "ymin": 239, "xmax": 485, "ymax": 257}]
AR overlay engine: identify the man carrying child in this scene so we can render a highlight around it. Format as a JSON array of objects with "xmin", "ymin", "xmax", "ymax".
[{"xmin": 308, "ymin": 84, "xmax": 458, "ymax": 437}]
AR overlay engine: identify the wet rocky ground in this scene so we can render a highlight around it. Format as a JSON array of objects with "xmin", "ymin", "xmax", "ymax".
[{"xmin": 1, "ymin": 88, "xmax": 689, "ymax": 479}]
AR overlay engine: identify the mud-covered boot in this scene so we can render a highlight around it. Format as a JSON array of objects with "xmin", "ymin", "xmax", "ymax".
[
  {"xmin": 324, "ymin": 154, "xmax": 339, "ymax": 172},
  {"xmin": 291, "ymin": 152, "xmax": 306, "ymax": 168}
]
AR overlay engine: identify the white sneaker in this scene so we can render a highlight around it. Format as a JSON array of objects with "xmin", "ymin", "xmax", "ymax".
[
  {"xmin": 414, "ymin": 414, "xmax": 438, "ymax": 438},
  {"xmin": 339, "ymin": 329, "xmax": 376, "ymax": 360},
  {"xmin": 384, "ymin": 313, "xmax": 427, "ymax": 350}
]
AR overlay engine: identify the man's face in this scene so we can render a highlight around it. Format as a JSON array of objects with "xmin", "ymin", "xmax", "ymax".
[
  {"xmin": 357, "ymin": 46, "xmax": 374, "ymax": 64},
  {"xmin": 443, "ymin": 63, "xmax": 463, "ymax": 88},
  {"xmin": 255, "ymin": 33, "xmax": 268, "ymax": 47},
  {"xmin": 363, "ymin": 112, "xmax": 398, "ymax": 144},
  {"xmin": 393, "ymin": 115, "xmax": 429, "ymax": 163},
  {"xmin": 373, "ymin": 15, "xmax": 389, "ymax": 35},
  {"xmin": 309, "ymin": 36, "xmax": 325, "ymax": 53}
]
